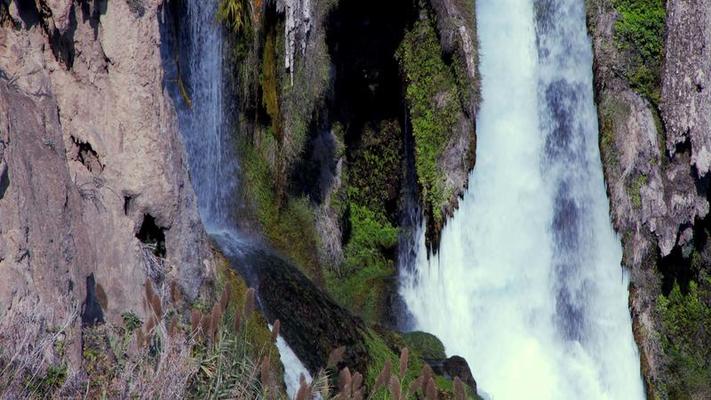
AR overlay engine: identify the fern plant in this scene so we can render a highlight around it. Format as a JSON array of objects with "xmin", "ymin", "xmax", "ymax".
[{"xmin": 217, "ymin": 0, "xmax": 252, "ymax": 34}]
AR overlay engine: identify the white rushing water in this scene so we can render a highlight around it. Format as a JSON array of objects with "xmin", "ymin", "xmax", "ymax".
[
  {"xmin": 399, "ymin": 0, "xmax": 645, "ymax": 398},
  {"xmin": 180, "ymin": 0, "xmax": 236, "ymax": 230},
  {"xmin": 177, "ymin": 1, "xmax": 310, "ymax": 395}
]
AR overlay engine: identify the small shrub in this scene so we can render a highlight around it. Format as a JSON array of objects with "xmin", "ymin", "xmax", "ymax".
[
  {"xmin": 611, "ymin": 0, "xmax": 666, "ymax": 104},
  {"xmin": 656, "ymin": 280, "xmax": 711, "ymax": 398}
]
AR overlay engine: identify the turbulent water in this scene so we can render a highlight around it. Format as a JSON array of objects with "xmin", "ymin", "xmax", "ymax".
[
  {"xmin": 175, "ymin": 0, "xmax": 310, "ymax": 392},
  {"xmin": 399, "ymin": 0, "xmax": 645, "ymax": 398}
]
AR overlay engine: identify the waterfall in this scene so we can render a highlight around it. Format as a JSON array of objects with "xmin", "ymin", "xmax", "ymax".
[
  {"xmin": 399, "ymin": 0, "xmax": 645, "ymax": 398},
  {"xmin": 178, "ymin": 0, "xmax": 237, "ymax": 230},
  {"xmin": 172, "ymin": 0, "xmax": 310, "ymax": 394}
]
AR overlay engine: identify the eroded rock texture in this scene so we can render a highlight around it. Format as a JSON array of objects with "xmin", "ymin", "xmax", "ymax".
[
  {"xmin": 587, "ymin": 0, "xmax": 711, "ymax": 396},
  {"xmin": 660, "ymin": 0, "xmax": 711, "ymax": 176},
  {"xmin": 0, "ymin": 0, "xmax": 210, "ymax": 370}
]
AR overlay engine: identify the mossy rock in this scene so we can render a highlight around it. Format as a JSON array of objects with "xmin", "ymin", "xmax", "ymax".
[{"xmin": 402, "ymin": 331, "xmax": 447, "ymax": 360}]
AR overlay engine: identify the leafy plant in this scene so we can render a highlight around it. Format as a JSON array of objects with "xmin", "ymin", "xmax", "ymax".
[
  {"xmin": 217, "ymin": 0, "xmax": 252, "ymax": 35},
  {"xmin": 398, "ymin": 16, "xmax": 461, "ymax": 224},
  {"xmin": 656, "ymin": 280, "xmax": 711, "ymax": 399},
  {"xmin": 611, "ymin": 0, "xmax": 666, "ymax": 104}
]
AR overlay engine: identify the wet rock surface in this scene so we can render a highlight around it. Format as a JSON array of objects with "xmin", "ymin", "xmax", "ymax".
[{"xmin": 221, "ymin": 241, "xmax": 369, "ymax": 375}]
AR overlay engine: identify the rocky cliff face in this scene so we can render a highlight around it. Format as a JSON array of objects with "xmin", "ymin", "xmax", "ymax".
[
  {"xmin": 0, "ymin": 0, "xmax": 210, "ymax": 377},
  {"xmin": 587, "ymin": 0, "xmax": 711, "ymax": 397}
]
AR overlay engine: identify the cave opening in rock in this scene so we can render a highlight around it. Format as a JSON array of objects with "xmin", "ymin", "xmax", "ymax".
[{"xmin": 137, "ymin": 214, "xmax": 166, "ymax": 258}]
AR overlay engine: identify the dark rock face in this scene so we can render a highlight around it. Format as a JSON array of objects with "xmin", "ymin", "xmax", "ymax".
[
  {"xmin": 82, "ymin": 274, "xmax": 105, "ymax": 326},
  {"xmin": 219, "ymin": 240, "xmax": 369, "ymax": 374},
  {"xmin": 427, "ymin": 355, "xmax": 477, "ymax": 393}
]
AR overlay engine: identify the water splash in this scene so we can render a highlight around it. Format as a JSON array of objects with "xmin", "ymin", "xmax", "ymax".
[{"xmin": 399, "ymin": 1, "xmax": 645, "ymax": 398}]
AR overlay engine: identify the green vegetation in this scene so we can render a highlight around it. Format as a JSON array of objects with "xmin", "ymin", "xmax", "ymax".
[
  {"xmin": 656, "ymin": 279, "xmax": 711, "ymax": 399},
  {"xmin": 217, "ymin": 0, "xmax": 252, "ymax": 36},
  {"xmin": 599, "ymin": 96, "xmax": 631, "ymax": 170},
  {"xmin": 261, "ymin": 28, "xmax": 282, "ymax": 141},
  {"xmin": 611, "ymin": 0, "xmax": 666, "ymax": 104},
  {"xmin": 24, "ymin": 364, "xmax": 67, "ymax": 397},
  {"xmin": 398, "ymin": 16, "xmax": 462, "ymax": 224},
  {"xmin": 326, "ymin": 121, "xmax": 402, "ymax": 323},
  {"xmin": 241, "ymin": 139, "xmax": 323, "ymax": 282},
  {"xmin": 628, "ymin": 174, "xmax": 647, "ymax": 209},
  {"xmin": 402, "ymin": 331, "xmax": 447, "ymax": 360}
]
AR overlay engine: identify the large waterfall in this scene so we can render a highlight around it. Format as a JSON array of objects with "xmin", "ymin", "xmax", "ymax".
[
  {"xmin": 399, "ymin": 0, "xmax": 645, "ymax": 398},
  {"xmin": 172, "ymin": 0, "xmax": 310, "ymax": 394}
]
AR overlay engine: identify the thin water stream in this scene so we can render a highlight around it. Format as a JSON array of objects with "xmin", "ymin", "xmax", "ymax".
[{"xmin": 169, "ymin": 0, "xmax": 311, "ymax": 394}]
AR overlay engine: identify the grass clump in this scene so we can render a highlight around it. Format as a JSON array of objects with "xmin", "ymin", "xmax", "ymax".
[
  {"xmin": 611, "ymin": 0, "xmax": 666, "ymax": 105},
  {"xmin": 398, "ymin": 16, "xmax": 462, "ymax": 224},
  {"xmin": 628, "ymin": 173, "xmax": 647, "ymax": 209},
  {"xmin": 24, "ymin": 364, "xmax": 67, "ymax": 397},
  {"xmin": 656, "ymin": 279, "xmax": 711, "ymax": 399}
]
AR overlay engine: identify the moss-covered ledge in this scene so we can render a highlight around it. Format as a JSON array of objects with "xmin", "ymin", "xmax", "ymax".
[{"xmin": 398, "ymin": 9, "xmax": 476, "ymax": 250}]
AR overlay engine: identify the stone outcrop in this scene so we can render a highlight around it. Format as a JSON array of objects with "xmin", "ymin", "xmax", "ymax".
[
  {"xmin": 660, "ymin": 0, "xmax": 711, "ymax": 176},
  {"xmin": 0, "ymin": 0, "xmax": 210, "ymax": 371},
  {"xmin": 425, "ymin": 0, "xmax": 480, "ymax": 249},
  {"xmin": 587, "ymin": 0, "xmax": 711, "ymax": 396},
  {"xmin": 221, "ymin": 242, "xmax": 369, "ymax": 375},
  {"xmin": 277, "ymin": 0, "xmax": 312, "ymax": 82}
]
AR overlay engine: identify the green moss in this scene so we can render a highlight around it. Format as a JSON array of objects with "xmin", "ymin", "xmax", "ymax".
[
  {"xmin": 628, "ymin": 174, "xmax": 647, "ymax": 209},
  {"xmin": 611, "ymin": 0, "xmax": 666, "ymax": 105},
  {"xmin": 24, "ymin": 364, "xmax": 67, "ymax": 397},
  {"xmin": 121, "ymin": 311, "xmax": 142, "ymax": 333},
  {"xmin": 347, "ymin": 121, "xmax": 403, "ymax": 218},
  {"xmin": 599, "ymin": 96, "xmax": 631, "ymax": 170},
  {"xmin": 398, "ymin": 16, "xmax": 462, "ymax": 224},
  {"xmin": 363, "ymin": 329, "xmax": 471, "ymax": 399},
  {"xmin": 656, "ymin": 280, "xmax": 711, "ymax": 398},
  {"xmin": 327, "ymin": 204, "xmax": 398, "ymax": 323},
  {"xmin": 261, "ymin": 28, "xmax": 282, "ymax": 141},
  {"xmin": 241, "ymin": 140, "xmax": 322, "ymax": 282},
  {"xmin": 402, "ymin": 331, "xmax": 446, "ymax": 360}
]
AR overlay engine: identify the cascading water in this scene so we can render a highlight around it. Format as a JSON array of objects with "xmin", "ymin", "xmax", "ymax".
[
  {"xmin": 399, "ymin": 0, "xmax": 645, "ymax": 398},
  {"xmin": 173, "ymin": 0, "xmax": 311, "ymax": 393},
  {"xmin": 177, "ymin": 0, "xmax": 236, "ymax": 230}
]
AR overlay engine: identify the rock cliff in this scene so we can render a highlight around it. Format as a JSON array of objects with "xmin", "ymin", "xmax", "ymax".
[
  {"xmin": 0, "ymin": 0, "xmax": 210, "ymax": 380},
  {"xmin": 587, "ymin": 0, "xmax": 711, "ymax": 397}
]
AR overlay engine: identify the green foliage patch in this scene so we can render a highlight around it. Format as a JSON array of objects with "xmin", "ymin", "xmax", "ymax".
[
  {"xmin": 402, "ymin": 331, "xmax": 447, "ymax": 360},
  {"xmin": 241, "ymin": 140, "xmax": 323, "ymax": 282},
  {"xmin": 628, "ymin": 173, "xmax": 647, "ymax": 209},
  {"xmin": 611, "ymin": 0, "xmax": 666, "ymax": 104},
  {"xmin": 398, "ymin": 16, "xmax": 461, "ymax": 224},
  {"xmin": 656, "ymin": 279, "xmax": 711, "ymax": 399},
  {"xmin": 326, "ymin": 121, "xmax": 402, "ymax": 323}
]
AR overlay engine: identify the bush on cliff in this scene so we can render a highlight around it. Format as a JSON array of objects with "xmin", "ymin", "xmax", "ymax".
[
  {"xmin": 656, "ymin": 278, "xmax": 711, "ymax": 399},
  {"xmin": 611, "ymin": 0, "xmax": 666, "ymax": 104}
]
